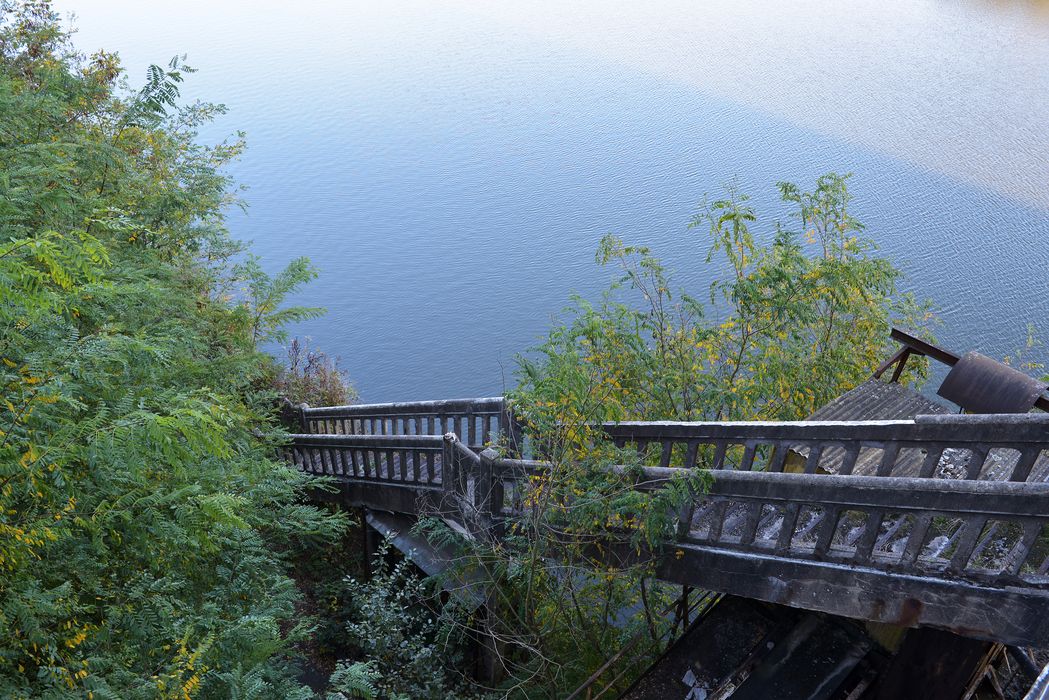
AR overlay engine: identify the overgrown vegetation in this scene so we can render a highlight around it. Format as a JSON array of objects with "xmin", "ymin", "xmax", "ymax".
[
  {"xmin": 443, "ymin": 173, "xmax": 935, "ymax": 697},
  {"xmin": 0, "ymin": 3, "xmax": 347, "ymax": 696},
  {"xmin": 516, "ymin": 174, "xmax": 930, "ymax": 441},
  {"xmin": 272, "ymin": 337, "xmax": 356, "ymax": 408}
]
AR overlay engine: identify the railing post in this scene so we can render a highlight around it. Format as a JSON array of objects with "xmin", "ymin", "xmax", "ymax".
[
  {"xmin": 442, "ymin": 432, "xmax": 458, "ymax": 497},
  {"xmin": 498, "ymin": 399, "xmax": 524, "ymax": 457},
  {"xmin": 298, "ymin": 402, "xmax": 309, "ymax": 433},
  {"xmin": 478, "ymin": 448, "xmax": 505, "ymax": 525}
]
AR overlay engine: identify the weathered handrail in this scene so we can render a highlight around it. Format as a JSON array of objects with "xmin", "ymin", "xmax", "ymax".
[
  {"xmin": 487, "ymin": 458, "xmax": 1049, "ymax": 584},
  {"xmin": 287, "ymin": 433, "xmax": 446, "ymax": 486},
  {"xmin": 603, "ymin": 413, "xmax": 1049, "ymax": 482},
  {"xmin": 297, "ymin": 396, "xmax": 520, "ymax": 451},
  {"xmin": 284, "ymin": 416, "xmax": 1049, "ymax": 647}
]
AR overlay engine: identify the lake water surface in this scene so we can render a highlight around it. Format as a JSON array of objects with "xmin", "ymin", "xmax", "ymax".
[{"xmin": 58, "ymin": 0, "xmax": 1049, "ymax": 400}]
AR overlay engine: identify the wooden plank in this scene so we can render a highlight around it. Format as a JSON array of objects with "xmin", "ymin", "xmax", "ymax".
[{"xmin": 648, "ymin": 542, "xmax": 1049, "ymax": 648}]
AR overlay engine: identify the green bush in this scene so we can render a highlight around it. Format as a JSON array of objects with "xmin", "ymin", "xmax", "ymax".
[
  {"xmin": 339, "ymin": 539, "xmax": 474, "ymax": 700},
  {"xmin": 0, "ymin": 2, "xmax": 345, "ymax": 697}
]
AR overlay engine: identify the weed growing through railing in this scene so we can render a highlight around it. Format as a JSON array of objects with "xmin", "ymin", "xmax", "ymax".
[
  {"xmin": 515, "ymin": 173, "xmax": 932, "ymax": 428},
  {"xmin": 410, "ymin": 399, "xmax": 708, "ymax": 697},
  {"xmin": 447, "ymin": 173, "xmax": 936, "ymax": 696}
]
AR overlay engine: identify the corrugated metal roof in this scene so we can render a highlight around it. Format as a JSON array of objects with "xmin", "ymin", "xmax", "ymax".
[
  {"xmin": 801, "ymin": 379, "xmax": 951, "ymax": 477},
  {"xmin": 807, "ymin": 378, "xmax": 950, "ymax": 422}
]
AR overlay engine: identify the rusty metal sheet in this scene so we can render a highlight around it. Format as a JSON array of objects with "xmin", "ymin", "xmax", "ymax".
[{"xmin": 937, "ymin": 351, "xmax": 1048, "ymax": 414}]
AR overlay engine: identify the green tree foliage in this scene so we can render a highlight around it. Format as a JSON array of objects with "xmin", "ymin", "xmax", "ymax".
[
  {"xmin": 325, "ymin": 661, "xmax": 380, "ymax": 700},
  {"xmin": 515, "ymin": 174, "xmax": 931, "ymax": 442},
  {"xmin": 337, "ymin": 539, "xmax": 474, "ymax": 700},
  {"xmin": 0, "ymin": 2, "xmax": 345, "ymax": 696}
]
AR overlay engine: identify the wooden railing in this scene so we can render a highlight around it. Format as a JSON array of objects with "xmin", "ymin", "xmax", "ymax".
[
  {"xmin": 286, "ymin": 433, "xmax": 446, "ymax": 487},
  {"xmin": 284, "ymin": 407, "xmax": 1049, "ymax": 647},
  {"xmin": 486, "ymin": 456, "xmax": 1049, "ymax": 583},
  {"xmin": 297, "ymin": 397, "xmax": 520, "ymax": 451},
  {"xmin": 604, "ymin": 413, "xmax": 1049, "ymax": 481}
]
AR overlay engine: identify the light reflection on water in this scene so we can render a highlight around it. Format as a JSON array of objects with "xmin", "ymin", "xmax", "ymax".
[{"xmin": 57, "ymin": 0, "xmax": 1049, "ymax": 400}]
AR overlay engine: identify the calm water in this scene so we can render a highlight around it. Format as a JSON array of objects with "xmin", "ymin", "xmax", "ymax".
[{"xmin": 59, "ymin": 0, "xmax": 1049, "ymax": 401}]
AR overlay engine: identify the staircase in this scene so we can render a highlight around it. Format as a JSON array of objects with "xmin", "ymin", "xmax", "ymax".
[{"xmin": 283, "ymin": 396, "xmax": 1049, "ymax": 650}]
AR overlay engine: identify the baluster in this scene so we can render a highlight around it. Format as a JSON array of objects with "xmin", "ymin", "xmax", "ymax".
[
  {"xmin": 852, "ymin": 509, "xmax": 885, "ymax": 563},
  {"xmin": 367, "ymin": 447, "xmax": 378, "ymax": 478},
  {"xmin": 467, "ymin": 412, "xmax": 477, "ymax": 447},
  {"xmin": 635, "ymin": 439, "xmax": 650, "ymax": 461},
  {"xmin": 659, "ymin": 441, "xmax": 674, "ymax": 468},
  {"xmin": 966, "ymin": 447, "xmax": 989, "ymax": 480},
  {"xmin": 919, "ymin": 445, "xmax": 945, "ymax": 478},
  {"xmin": 1011, "ymin": 449, "xmax": 1042, "ymax": 482},
  {"xmin": 948, "ymin": 516, "xmax": 988, "ymax": 572},
  {"xmin": 386, "ymin": 449, "xmax": 396, "ymax": 480},
  {"xmin": 776, "ymin": 503, "xmax": 802, "ymax": 553},
  {"xmin": 968, "ymin": 522, "xmax": 1002, "ymax": 569},
  {"xmin": 877, "ymin": 443, "xmax": 900, "ymax": 477},
  {"xmin": 739, "ymin": 443, "xmax": 757, "ymax": 471},
  {"xmin": 813, "ymin": 506, "xmax": 842, "ymax": 558},
  {"xmin": 683, "ymin": 441, "xmax": 700, "ymax": 470},
  {"xmin": 427, "ymin": 451, "xmax": 436, "ymax": 483},
  {"xmin": 804, "ymin": 445, "xmax": 823, "ymax": 474},
  {"xmin": 901, "ymin": 514, "xmax": 933, "ymax": 567},
  {"xmin": 838, "ymin": 443, "xmax": 861, "ymax": 476},
  {"xmin": 706, "ymin": 499, "xmax": 730, "ymax": 543},
  {"xmin": 767, "ymin": 443, "xmax": 788, "ymax": 473},
  {"xmin": 711, "ymin": 442, "xmax": 728, "ymax": 470},
  {"xmin": 739, "ymin": 501, "xmax": 763, "ymax": 547},
  {"xmin": 1006, "ymin": 521, "xmax": 1043, "ymax": 575},
  {"xmin": 676, "ymin": 498, "xmax": 696, "ymax": 539}
]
